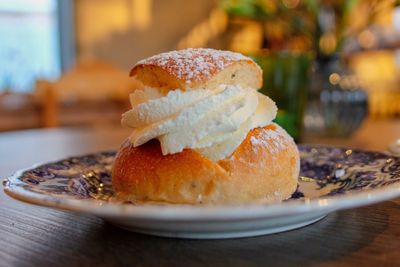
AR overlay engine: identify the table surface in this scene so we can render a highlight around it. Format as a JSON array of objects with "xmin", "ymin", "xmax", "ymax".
[{"xmin": 1, "ymin": 119, "xmax": 399, "ymax": 267}]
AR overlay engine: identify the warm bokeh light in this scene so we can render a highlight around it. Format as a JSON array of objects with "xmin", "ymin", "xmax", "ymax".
[
  {"xmin": 319, "ymin": 33, "xmax": 337, "ymax": 55},
  {"xmin": 329, "ymin": 73, "xmax": 341, "ymax": 85},
  {"xmin": 358, "ymin": 30, "xmax": 377, "ymax": 49}
]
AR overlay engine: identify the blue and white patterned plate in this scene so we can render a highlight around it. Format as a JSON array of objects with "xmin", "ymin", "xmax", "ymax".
[{"xmin": 3, "ymin": 145, "xmax": 400, "ymax": 239}]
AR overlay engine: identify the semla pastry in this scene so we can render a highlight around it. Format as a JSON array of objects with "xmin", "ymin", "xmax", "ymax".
[{"xmin": 112, "ymin": 48, "xmax": 300, "ymax": 205}]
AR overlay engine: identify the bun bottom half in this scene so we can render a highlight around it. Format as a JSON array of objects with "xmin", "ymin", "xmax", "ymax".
[{"xmin": 112, "ymin": 123, "xmax": 299, "ymax": 205}]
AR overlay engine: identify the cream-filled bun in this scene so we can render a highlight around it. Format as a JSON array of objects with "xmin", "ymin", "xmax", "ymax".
[{"xmin": 112, "ymin": 48, "xmax": 299, "ymax": 204}]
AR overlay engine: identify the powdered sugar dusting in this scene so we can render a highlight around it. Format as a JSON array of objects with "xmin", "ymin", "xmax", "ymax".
[
  {"xmin": 134, "ymin": 48, "xmax": 255, "ymax": 85},
  {"xmin": 250, "ymin": 124, "xmax": 291, "ymax": 154}
]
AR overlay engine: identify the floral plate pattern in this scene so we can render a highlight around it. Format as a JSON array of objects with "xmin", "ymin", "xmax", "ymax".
[{"xmin": 3, "ymin": 145, "xmax": 400, "ymax": 239}]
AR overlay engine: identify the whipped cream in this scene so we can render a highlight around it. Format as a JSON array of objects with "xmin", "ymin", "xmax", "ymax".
[{"xmin": 121, "ymin": 85, "xmax": 277, "ymax": 161}]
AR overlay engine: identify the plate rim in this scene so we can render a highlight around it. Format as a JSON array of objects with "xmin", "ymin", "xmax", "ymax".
[{"xmin": 3, "ymin": 145, "xmax": 400, "ymax": 221}]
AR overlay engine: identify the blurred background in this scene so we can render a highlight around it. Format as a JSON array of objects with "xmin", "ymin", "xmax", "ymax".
[{"xmin": 0, "ymin": 0, "xmax": 399, "ymax": 143}]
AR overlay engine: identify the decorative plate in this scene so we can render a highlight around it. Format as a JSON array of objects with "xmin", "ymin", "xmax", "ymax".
[{"xmin": 3, "ymin": 145, "xmax": 400, "ymax": 239}]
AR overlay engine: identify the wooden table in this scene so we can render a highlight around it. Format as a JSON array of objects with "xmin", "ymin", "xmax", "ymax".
[{"xmin": 1, "ymin": 119, "xmax": 399, "ymax": 267}]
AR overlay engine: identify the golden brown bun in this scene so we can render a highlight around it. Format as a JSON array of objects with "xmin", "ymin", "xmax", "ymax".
[
  {"xmin": 130, "ymin": 48, "xmax": 262, "ymax": 92},
  {"xmin": 112, "ymin": 124, "xmax": 299, "ymax": 205}
]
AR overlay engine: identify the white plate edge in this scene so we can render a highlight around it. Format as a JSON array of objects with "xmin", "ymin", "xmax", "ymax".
[{"xmin": 3, "ymin": 165, "xmax": 400, "ymax": 221}]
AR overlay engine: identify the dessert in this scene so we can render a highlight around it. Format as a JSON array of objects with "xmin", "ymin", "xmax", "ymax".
[{"xmin": 112, "ymin": 48, "xmax": 300, "ymax": 204}]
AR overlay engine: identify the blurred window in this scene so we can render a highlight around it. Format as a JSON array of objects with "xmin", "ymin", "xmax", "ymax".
[{"xmin": 0, "ymin": 0, "xmax": 60, "ymax": 92}]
